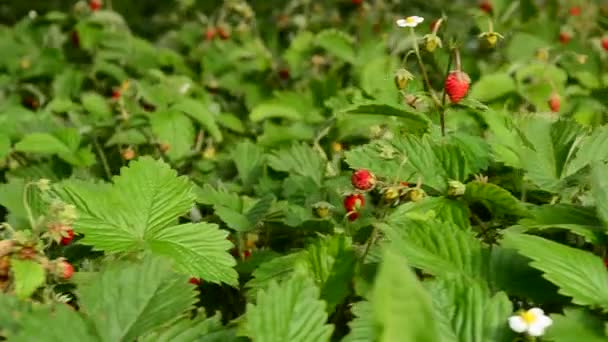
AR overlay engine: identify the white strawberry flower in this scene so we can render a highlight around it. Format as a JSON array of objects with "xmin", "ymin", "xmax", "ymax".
[
  {"xmin": 396, "ymin": 16, "xmax": 424, "ymax": 28},
  {"xmin": 508, "ymin": 308, "xmax": 553, "ymax": 337}
]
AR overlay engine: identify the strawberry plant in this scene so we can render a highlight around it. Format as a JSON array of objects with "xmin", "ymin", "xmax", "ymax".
[{"xmin": 2, "ymin": 0, "xmax": 608, "ymax": 341}]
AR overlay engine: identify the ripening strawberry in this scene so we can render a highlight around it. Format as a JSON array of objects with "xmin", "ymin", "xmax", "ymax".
[
  {"xmin": 479, "ymin": 1, "xmax": 492, "ymax": 14},
  {"xmin": 111, "ymin": 89, "xmax": 121, "ymax": 100},
  {"xmin": 89, "ymin": 0, "xmax": 102, "ymax": 11},
  {"xmin": 601, "ymin": 37, "xmax": 608, "ymax": 51},
  {"xmin": 59, "ymin": 261, "xmax": 74, "ymax": 279},
  {"xmin": 205, "ymin": 28, "xmax": 216, "ymax": 41},
  {"xmin": 445, "ymin": 70, "xmax": 471, "ymax": 104},
  {"xmin": 122, "ymin": 148, "xmax": 135, "ymax": 161},
  {"xmin": 351, "ymin": 169, "xmax": 376, "ymax": 191},
  {"xmin": 569, "ymin": 6, "xmax": 581, "ymax": 16},
  {"xmin": 559, "ymin": 31, "xmax": 571, "ymax": 44},
  {"xmin": 548, "ymin": 93, "xmax": 561, "ymax": 112},
  {"xmin": 189, "ymin": 277, "xmax": 201, "ymax": 285},
  {"xmin": 60, "ymin": 229, "xmax": 75, "ymax": 245},
  {"xmin": 218, "ymin": 27, "xmax": 230, "ymax": 40}
]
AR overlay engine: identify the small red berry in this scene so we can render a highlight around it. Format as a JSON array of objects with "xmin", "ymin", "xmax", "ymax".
[
  {"xmin": 351, "ymin": 169, "xmax": 376, "ymax": 191},
  {"xmin": 111, "ymin": 89, "xmax": 121, "ymax": 100},
  {"xmin": 479, "ymin": 1, "xmax": 492, "ymax": 14},
  {"xmin": 60, "ymin": 261, "xmax": 74, "ymax": 280},
  {"xmin": 189, "ymin": 277, "xmax": 201, "ymax": 285},
  {"xmin": 344, "ymin": 194, "xmax": 365, "ymax": 221},
  {"xmin": 89, "ymin": 0, "xmax": 102, "ymax": 11},
  {"xmin": 601, "ymin": 37, "xmax": 608, "ymax": 51},
  {"xmin": 569, "ymin": 6, "xmax": 581, "ymax": 16},
  {"xmin": 604, "ymin": 258, "xmax": 608, "ymax": 268},
  {"xmin": 218, "ymin": 27, "xmax": 230, "ymax": 40},
  {"xmin": 70, "ymin": 31, "xmax": 80, "ymax": 48},
  {"xmin": 444, "ymin": 70, "xmax": 471, "ymax": 104},
  {"xmin": 243, "ymin": 249, "xmax": 252, "ymax": 259},
  {"xmin": 205, "ymin": 28, "xmax": 216, "ymax": 41},
  {"xmin": 60, "ymin": 229, "xmax": 75, "ymax": 245},
  {"xmin": 278, "ymin": 68, "xmax": 290, "ymax": 80},
  {"xmin": 548, "ymin": 93, "xmax": 561, "ymax": 112},
  {"xmin": 351, "ymin": 0, "xmax": 363, "ymax": 5},
  {"xmin": 559, "ymin": 32, "xmax": 571, "ymax": 44}
]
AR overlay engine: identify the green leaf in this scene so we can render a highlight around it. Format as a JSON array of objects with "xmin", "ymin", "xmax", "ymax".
[
  {"xmin": 150, "ymin": 111, "xmax": 195, "ymax": 161},
  {"xmin": 250, "ymin": 101, "xmax": 302, "ymax": 122},
  {"xmin": 590, "ymin": 163, "xmax": 608, "ymax": 227},
  {"xmin": 0, "ymin": 134, "xmax": 10, "ymax": 160},
  {"xmin": 469, "ymin": 73, "xmax": 516, "ymax": 102},
  {"xmin": 267, "ymin": 143, "xmax": 325, "ymax": 186},
  {"xmin": 81, "ymin": 92, "xmax": 112, "ymax": 121},
  {"xmin": 57, "ymin": 158, "xmax": 238, "ymax": 285},
  {"xmin": 464, "ymin": 181, "xmax": 528, "ymax": 217},
  {"xmin": 11, "ymin": 259, "xmax": 45, "ymax": 299},
  {"xmin": 517, "ymin": 204, "xmax": 605, "ymax": 244},
  {"xmin": 106, "ymin": 129, "xmax": 148, "ymax": 146},
  {"xmin": 358, "ymin": 56, "xmax": 400, "ymax": 104},
  {"xmin": 243, "ymin": 275, "xmax": 334, "ymax": 342},
  {"xmin": 231, "ymin": 141, "xmax": 264, "ymax": 187},
  {"xmin": 14, "ymin": 304, "xmax": 96, "ymax": 342},
  {"xmin": 79, "ymin": 257, "xmax": 197, "ymax": 342},
  {"xmin": 215, "ymin": 206, "xmax": 251, "ymax": 231},
  {"xmin": 171, "ymin": 98, "xmax": 223, "ymax": 142},
  {"xmin": 545, "ymin": 308, "xmax": 608, "ymax": 342},
  {"xmin": 340, "ymin": 101, "xmax": 430, "ymax": 133},
  {"xmin": 384, "ymin": 219, "xmax": 488, "ymax": 281},
  {"xmin": 566, "ymin": 126, "xmax": 608, "ymax": 176},
  {"xmin": 373, "ymin": 249, "xmax": 439, "ymax": 342},
  {"xmin": 426, "ymin": 277, "xmax": 513, "ymax": 342},
  {"xmin": 246, "ymin": 194, "xmax": 275, "ymax": 226},
  {"xmin": 141, "ymin": 312, "xmax": 228, "ymax": 342},
  {"xmin": 315, "ymin": 29, "xmax": 355, "ymax": 63},
  {"xmin": 14, "ymin": 129, "xmax": 94, "ymax": 166},
  {"xmin": 387, "ymin": 197, "xmax": 471, "ymax": 229},
  {"xmin": 501, "ymin": 232, "xmax": 608, "ymax": 310},
  {"xmin": 195, "ymin": 184, "xmax": 242, "ymax": 212},
  {"xmin": 342, "ymin": 301, "xmax": 375, "ymax": 342},
  {"xmin": 245, "ymin": 252, "xmax": 305, "ymax": 300}
]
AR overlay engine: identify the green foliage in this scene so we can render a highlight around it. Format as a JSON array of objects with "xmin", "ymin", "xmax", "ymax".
[
  {"xmin": 57, "ymin": 158, "xmax": 238, "ymax": 285},
  {"xmin": 242, "ymin": 275, "xmax": 334, "ymax": 342}
]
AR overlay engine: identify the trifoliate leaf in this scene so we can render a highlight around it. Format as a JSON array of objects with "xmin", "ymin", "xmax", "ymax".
[{"xmin": 56, "ymin": 157, "xmax": 238, "ymax": 285}]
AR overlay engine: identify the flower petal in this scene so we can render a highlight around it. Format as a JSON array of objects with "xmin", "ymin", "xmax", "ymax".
[
  {"xmin": 528, "ymin": 308, "xmax": 545, "ymax": 317},
  {"xmin": 527, "ymin": 323, "xmax": 547, "ymax": 337},
  {"xmin": 537, "ymin": 315, "xmax": 553, "ymax": 328},
  {"xmin": 396, "ymin": 19, "xmax": 408, "ymax": 27},
  {"xmin": 508, "ymin": 316, "xmax": 528, "ymax": 333}
]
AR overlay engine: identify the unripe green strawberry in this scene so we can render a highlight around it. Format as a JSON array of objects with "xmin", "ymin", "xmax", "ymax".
[
  {"xmin": 444, "ymin": 71, "xmax": 471, "ymax": 104},
  {"xmin": 394, "ymin": 69, "xmax": 413, "ymax": 90},
  {"xmin": 351, "ymin": 169, "xmax": 376, "ymax": 191}
]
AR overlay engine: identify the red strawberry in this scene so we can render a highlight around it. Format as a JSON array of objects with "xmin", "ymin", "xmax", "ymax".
[
  {"xmin": 344, "ymin": 194, "xmax": 365, "ymax": 221},
  {"xmin": 89, "ymin": 0, "xmax": 102, "ymax": 11},
  {"xmin": 479, "ymin": 1, "xmax": 492, "ymax": 13},
  {"xmin": 59, "ymin": 261, "xmax": 74, "ymax": 280},
  {"xmin": 559, "ymin": 31, "xmax": 571, "ymax": 44},
  {"xmin": 604, "ymin": 258, "xmax": 608, "ymax": 268},
  {"xmin": 444, "ymin": 71, "xmax": 471, "ymax": 104},
  {"xmin": 60, "ymin": 229, "xmax": 75, "ymax": 245},
  {"xmin": 602, "ymin": 37, "xmax": 608, "ymax": 51},
  {"xmin": 351, "ymin": 169, "xmax": 376, "ymax": 191},
  {"xmin": 569, "ymin": 6, "xmax": 581, "ymax": 16},
  {"xmin": 243, "ymin": 249, "xmax": 252, "ymax": 259},
  {"xmin": 205, "ymin": 28, "xmax": 216, "ymax": 41},
  {"xmin": 548, "ymin": 93, "xmax": 561, "ymax": 112},
  {"xmin": 189, "ymin": 277, "xmax": 201, "ymax": 285},
  {"xmin": 111, "ymin": 89, "xmax": 121, "ymax": 100}
]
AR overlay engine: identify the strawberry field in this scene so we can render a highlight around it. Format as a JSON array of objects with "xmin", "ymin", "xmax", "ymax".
[{"xmin": 2, "ymin": 0, "xmax": 608, "ymax": 341}]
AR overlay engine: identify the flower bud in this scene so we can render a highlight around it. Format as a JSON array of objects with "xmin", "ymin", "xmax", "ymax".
[
  {"xmin": 406, "ymin": 188, "xmax": 426, "ymax": 202},
  {"xmin": 447, "ymin": 180, "xmax": 466, "ymax": 197},
  {"xmin": 424, "ymin": 34, "xmax": 442, "ymax": 52},
  {"xmin": 394, "ymin": 68, "xmax": 413, "ymax": 90}
]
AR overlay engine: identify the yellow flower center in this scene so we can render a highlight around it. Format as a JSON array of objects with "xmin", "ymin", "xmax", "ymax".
[
  {"xmin": 406, "ymin": 17, "xmax": 416, "ymax": 24},
  {"xmin": 521, "ymin": 311, "xmax": 538, "ymax": 324}
]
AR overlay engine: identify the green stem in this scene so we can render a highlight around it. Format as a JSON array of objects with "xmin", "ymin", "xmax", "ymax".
[
  {"xmin": 439, "ymin": 49, "xmax": 454, "ymax": 137},
  {"xmin": 360, "ymin": 224, "xmax": 378, "ymax": 266},
  {"xmin": 409, "ymin": 28, "xmax": 441, "ymax": 106},
  {"xmin": 22, "ymin": 183, "xmax": 37, "ymax": 231},
  {"xmin": 93, "ymin": 135, "xmax": 112, "ymax": 180}
]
